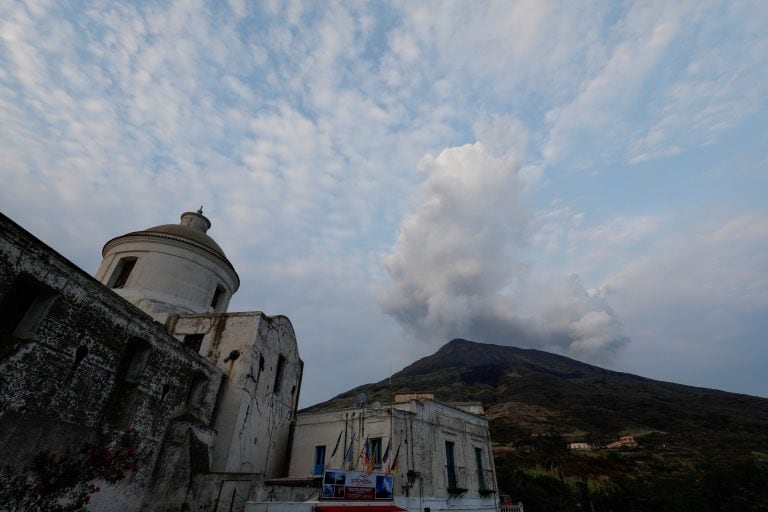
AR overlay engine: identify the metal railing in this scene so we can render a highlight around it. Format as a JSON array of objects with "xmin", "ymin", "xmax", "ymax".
[
  {"xmin": 500, "ymin": 502, "xmax": 525, "ymax": 512},
  {"xmin": 444, "ymin": 465, "xmax": 467, "ymax": 492},
  {"xmin": 477, "ymin": 468, "xmax": 496, "ymax": 493}
]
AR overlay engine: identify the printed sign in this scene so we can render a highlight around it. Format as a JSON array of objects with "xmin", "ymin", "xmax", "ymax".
[{"xmin": 321, "ymin": 470, "xmax": 394, "ymax": 501}]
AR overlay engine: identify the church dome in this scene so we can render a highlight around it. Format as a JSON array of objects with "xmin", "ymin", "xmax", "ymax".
[
  {"xmin": 128, "ymin": 223, "xmax": 227, "ymax": 262},
  {"xmin": 96, "ymin": 210, "xmax": 240, "ymax": 319}
]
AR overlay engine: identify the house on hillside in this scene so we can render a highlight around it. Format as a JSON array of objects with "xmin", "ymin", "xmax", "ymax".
[
  {"xmin": 566, "ymin": 442, "xmax": 592, "ymax": 451},
  {"xmin": 606, "ymin": 436, "xmax": 637, "ymax": 449},
  {"xmin": 247, "ymin": 395, "xmax": 499, "ymax": 512}
]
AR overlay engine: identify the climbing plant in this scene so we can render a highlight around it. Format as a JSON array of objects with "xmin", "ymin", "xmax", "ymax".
[{"xmin": 0, "ymin": 429, "xmax": 141, "ymax": 512}]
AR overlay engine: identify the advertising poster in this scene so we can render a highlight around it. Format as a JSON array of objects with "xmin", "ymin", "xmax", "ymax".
[{"xmin": 322, "ymin": 470, "xmax": 394, "ymax": 501}]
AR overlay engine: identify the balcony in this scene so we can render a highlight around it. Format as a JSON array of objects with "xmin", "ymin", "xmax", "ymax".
[
  {"xmin": 477, "ymin": 469, "xmax": 496, "ymax": 495},
  {"xmin": 444, "ymin": 465, "xmax": 468, "ymax": 495}
]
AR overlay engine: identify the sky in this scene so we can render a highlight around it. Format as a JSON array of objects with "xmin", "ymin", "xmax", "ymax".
[{"xmin": 1, "ymin": 0, "xmax": 766, "ymax": 407}]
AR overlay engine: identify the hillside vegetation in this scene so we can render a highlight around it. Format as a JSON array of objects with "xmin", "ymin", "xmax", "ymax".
[{"xmin": 307, "ymin": 339, "xmax": 768, "ymax": 511}]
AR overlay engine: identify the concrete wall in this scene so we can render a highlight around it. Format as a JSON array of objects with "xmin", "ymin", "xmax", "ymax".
[{"xmin": 0, "ymin": 213, "xmax": 224, "ymax": 512}]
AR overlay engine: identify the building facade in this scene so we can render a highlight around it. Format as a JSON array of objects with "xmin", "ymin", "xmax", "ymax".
[
  {"xmin": 249, "ymin": 398, "xmax": 499, "ymax": 512},
  {"xmin": 0, "ymin": 211, "xmax": 303, "ymax": 512}
]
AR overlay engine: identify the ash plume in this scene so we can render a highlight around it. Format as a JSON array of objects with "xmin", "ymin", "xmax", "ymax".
[{"xmin": 380, "ymin": 124, "xmax": 628, "ymax": 361}]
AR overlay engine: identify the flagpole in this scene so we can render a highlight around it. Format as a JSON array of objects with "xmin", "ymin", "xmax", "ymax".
[{"xmin": 343, "ymin": 413, "xmax": 348, "ymax": 470}]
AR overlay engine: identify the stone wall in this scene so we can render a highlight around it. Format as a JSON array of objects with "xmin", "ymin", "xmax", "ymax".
[{"xmin": 0, "ymin": 214, "xmax": 224, "ymax": 511}]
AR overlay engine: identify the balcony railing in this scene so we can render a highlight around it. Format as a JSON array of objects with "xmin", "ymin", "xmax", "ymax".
[
  {"xmin": 477, "ymin": 469, "xmax": 496, "ymax": 494},
  {"xmin": 444, "ymin": 465, "xmax": 467, "ymax": 494}
]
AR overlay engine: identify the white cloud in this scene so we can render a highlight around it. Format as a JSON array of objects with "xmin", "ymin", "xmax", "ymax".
[
  {"xmin": 1, "ymin": 0, "xmax": 765, "ymax": 402},
  {"xmin": 603, "ymin": 214, "xmax": 768, "ymax": 394},
  {"xmin": 542, "ymin": 1, "xmax": 682, "ymax": 164},
  {"xmin": 380, "ymin": 120, "xmax": 628, "ymax": 361}
]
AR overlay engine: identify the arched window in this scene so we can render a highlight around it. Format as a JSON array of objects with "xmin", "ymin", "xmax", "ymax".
[
  {"xmin": 117, "ymin": 338, "xmax": 153, "ymax": 383},
  {"xmin": 0, "ymin": 274, "xmax": 56, "ymax": 340},
  {"xmin": 105, "ymin": 337, "xmax": 153, "ymax": 427},
  {"xmin": 187, "ymin": 372, "xmax": 209, "ymax": 411}
]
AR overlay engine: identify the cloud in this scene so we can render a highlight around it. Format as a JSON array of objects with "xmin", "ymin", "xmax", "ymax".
[
  {"xmin": 601, "ymin": 214, "xmax": 768, "ymax": 395},
  {"xmin": 380, "ymin": 120, "xmax": 628, "ymax": 361},
  {"xmin": 542, "ymin": 1, "xmax": 682, "ymax": 165},
  {"xmin": 1, "ymin": 0, "xmax": 765, "ymax": 403}
]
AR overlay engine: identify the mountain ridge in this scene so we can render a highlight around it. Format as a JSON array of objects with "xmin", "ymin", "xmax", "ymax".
[
  {"xmin": 394, "ymin": 338, "xmax": 650, "ymax": 382},
  {"xmin": 306, "ymin": 338, "xmax": 768, "ymax": 509},
  {"xmin": 307, "ymin": 338, "xmax": 768, "ymax": 451}
]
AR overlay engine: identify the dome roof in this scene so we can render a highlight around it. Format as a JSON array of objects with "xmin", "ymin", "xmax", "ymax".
[
  {"xmin": 141, "ymin": 223, "xmax": 226, "ymax": 258},
  {"xmin": 101, "ymin": 211, "xmax": 238, "ymax": 287}
]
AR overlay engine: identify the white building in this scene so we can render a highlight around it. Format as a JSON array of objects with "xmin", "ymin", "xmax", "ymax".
[
  {"xmin": 247, "ymin": 397, "xmax": 499, "ymax": 512},
  {"xmin": 97, "ymin": 209, "xmax": 305, "ymax": 509}
]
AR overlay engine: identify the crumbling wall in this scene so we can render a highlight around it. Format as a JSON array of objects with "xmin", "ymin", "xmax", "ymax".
[
  {"xmin": 0, "ymin": 214, "xmax": 223, "ymax": 512},
  {"xmin": 169, "ymin": 311, "xmax": 303, "ymax": 480}
]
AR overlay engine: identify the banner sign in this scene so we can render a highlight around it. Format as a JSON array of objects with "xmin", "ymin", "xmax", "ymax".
[{"xmin": 321, "ymin": 470, "xmax": 394, "ymax": 501}]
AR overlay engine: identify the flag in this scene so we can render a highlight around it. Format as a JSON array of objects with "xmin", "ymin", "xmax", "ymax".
[
  {"xmin": 327, "ymin": 429, "xmax": 344, "ymax": 465},
  {"xmin": 359, "ymin": 437, "xmax": 370, "ymax": 470},
  {"xmin": 387, "ymin": 441, "xmax": 402, "ymax": 475},
  {"xmin": 366, "ymin": 441, "xmax": 377, "ymax": 473},
  {"xmin": 343, "ymin": 433, "xmax": 356, "ymax": 469},
  {"xmin": 381, "ymin": 438, "xmax": 392, "ymax": 465}
]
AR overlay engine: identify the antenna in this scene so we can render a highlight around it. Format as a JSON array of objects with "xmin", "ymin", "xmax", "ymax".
[
  {"xmin": 355, "ymin": 392, "xmax": 368, "ymax": 409},
  {"xmin": 371, "ymin": 401, "xmax": 382, "ymax": 412}
]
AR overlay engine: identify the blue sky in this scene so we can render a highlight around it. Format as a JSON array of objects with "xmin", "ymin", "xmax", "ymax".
[{"xmin": 1, "ymin": 0, "xmax": 766, "ymax": 406}]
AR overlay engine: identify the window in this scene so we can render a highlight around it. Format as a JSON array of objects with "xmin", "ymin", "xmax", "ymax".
[
  {"xmin": 368, "ymin": 438, "xmax": 383, "ymax": 468},
  {"xmin": 254, "ymin": 354, "xmax": 265, "ymax": 388},
  {"xmin": 0, "ymin": 275, "xmax": 56, "ymax": 339},
  {"xmin": 210, "ymin": 285, "xmax": 224, "ymax": 310},
  {"xmin": 313, "ymin": 445, "xmax": 326, "ymax": 475},
  {"xmin": 187, "ymin": 373, "xmax": 209, "ymax": 411},
  {"xmin": 73, "ymin": 344, "xmax": 89, "ymax": 367},
  {"xmin": 106, "ymin": 337, "xmax": 152, "ymax": 428},
  {"xmin": 445, "ymin": 441, "xmax": 457, "ymax": 490},
  {"xmin": 183, "ymin": 334, "xmax": 204, "ymax": 352},
  {"xmin": 117, "ymin": 338, "xmax": 152, "ymax": 383},
  {"xmin": 475, "ymin": 447, "xmax": 486, "ymax": 491},
  {"xmin": 109, "ymin": 257, "xmax": 137, "ymax": 289},
  {"xmin": 273, "ymin": 354, "xmax": 286, "ymax": 393}
]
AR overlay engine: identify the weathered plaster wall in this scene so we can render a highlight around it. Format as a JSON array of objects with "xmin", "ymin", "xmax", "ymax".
[
  {"xmin": 96, "ymin": 239, "xmax": 236, "ymax": 319},
  {"xmin": 287, "ymin": 400, "xmax": 499, "ymax": 512},
  {"xmin": 169, "ymin": 312, "xmax": 303, "ymax": 479},
  {"xmin": 397, "ymin": 400, "xmax": 497, "ymax": 507},
  {"xmin": 0, "ymin": 214, "xmax": 224, "ymax": 512}
]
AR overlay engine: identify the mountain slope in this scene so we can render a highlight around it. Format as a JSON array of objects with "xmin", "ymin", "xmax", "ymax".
[
  {"xmin": 307, "ymin": 339, "xmax": 768, "ymax": 510},
  {"xmin": 308, "ymin": 338, "xmax": 768, "ymax": 451}
]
